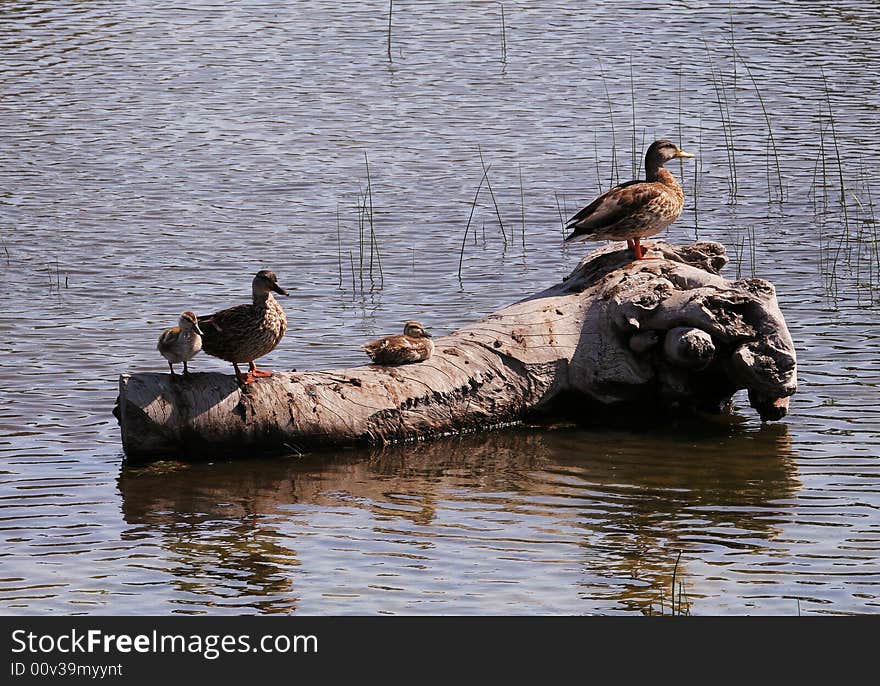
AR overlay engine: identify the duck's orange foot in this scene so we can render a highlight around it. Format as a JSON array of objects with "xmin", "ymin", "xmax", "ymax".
[
  {"xmin": 247, "ymin": 362, "xmax": 273, "ymax": 378},
  {"xmin": 631, "ymin": 239, "xmax": 662, "ymax": 261},
  {"xmin": 236, "ymin": 370, "xmax": 273, "ymax": 384}
]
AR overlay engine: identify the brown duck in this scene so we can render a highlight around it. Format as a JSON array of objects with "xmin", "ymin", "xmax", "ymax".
[
  {"xmin": 363, "ymin": 321, "xmax": 434, "ymax": 366},
  {"xmin": 157, "ymin": 311, "xmax": 203, "ymax": 376},
  {"xmin": 564, "ymin": 139, "xmax": 694, "ymax": 259},
  {"xmin": 198, "ymin": 270, "xmax": 288, "ymax": 384}
]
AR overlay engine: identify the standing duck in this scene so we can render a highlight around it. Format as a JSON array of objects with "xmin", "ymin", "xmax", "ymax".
[
  {"xmin": 198, "ymin": 270, "xmax": 289, "ymax": 384},
  {"xmin": 564, "ymin": 139, "xmax": 694, "ymax": 260},
  {"xmin": 157, "ymin": 311, "xmax": 203, "ymax": 376},
  {"xmin": 363, "ymin": 320, "xmax": 434, "ymax": 366}
]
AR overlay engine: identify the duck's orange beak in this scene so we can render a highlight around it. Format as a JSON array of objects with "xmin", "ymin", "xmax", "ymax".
[{"xmin": 674, "ymin": 149, "xmax": 695, "ymax": 158}]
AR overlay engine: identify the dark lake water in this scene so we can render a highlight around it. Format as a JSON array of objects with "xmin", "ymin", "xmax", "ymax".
[{"xmin": 1, "ymin": 1, "xmax": 878, "ymax": 615}]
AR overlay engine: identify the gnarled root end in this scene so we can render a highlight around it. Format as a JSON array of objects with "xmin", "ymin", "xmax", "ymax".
[{"xmin": 567, "ymin": 240, "xmax": 797, "ymax": 421}]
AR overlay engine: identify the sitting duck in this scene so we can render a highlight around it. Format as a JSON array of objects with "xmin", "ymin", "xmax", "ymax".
[
  {"xmin": 198, "ymin": 270, "xmax": 289, "ymax": 384},
  {"xmin": 157, "ymin": 311, "xmax": 203, "ymax": 376},
  {"xmin": 362, "ymin": 320, "xmax": 434, "ymax": 366},
  {"xmin": 564, "ymin": 139, "xmax": 694, "ymax": 260}
]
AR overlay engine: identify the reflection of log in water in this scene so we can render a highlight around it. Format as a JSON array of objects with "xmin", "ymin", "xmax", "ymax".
[
  {"xmin": 118, "ymin": 424, "xmax": 798, "ymax": 614},
  {"xmin": 115, "ymin": 241, "xmax": 797, "ymax": 460}
]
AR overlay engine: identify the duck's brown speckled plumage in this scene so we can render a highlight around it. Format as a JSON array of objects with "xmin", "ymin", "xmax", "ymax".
[
  {"xmin": 157, "ymin": 311, "xmax": 203, "ymax": 375},
  {"xmin": 363, "ymin": 320, "xmax": 434, "ymax": 366},
  {"xmin": 199, "ymin": 271, "xmax": 288, "ymax": 368},
  {"xmin": 564, "ymin": 140, "xmax": 693, "ymax": 258}
]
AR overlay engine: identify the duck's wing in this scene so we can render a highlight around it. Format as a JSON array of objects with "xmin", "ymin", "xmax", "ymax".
[
  {"xmin": 362, "ymin": 335, "xmax": 423, "ymax": 365},
  {"xmin": 362, "ymin": 335, "xmax": 392, "ymax": 361},
  {"xmin": 157, "ymin": 326, "xmax": 181, "ymax": 351},
  {"xmin": 564, "ymin": 180, "xmax": 651, "ymax": 241},
  {"xmin": 197, "ymin": 304, "xmax": 251, "ymax": 339}
]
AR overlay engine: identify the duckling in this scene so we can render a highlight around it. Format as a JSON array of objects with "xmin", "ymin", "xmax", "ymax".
[
  {"xmin": 363, "ymin": 320, "xmax": 434, "ymax": 366},
  {"xmin": 157, "ymin": 311, "xmax": 203, "ymax": 376},
  {"xmin": 564, "ymin": 139, "xmax": 694, "ymax": 260},
  {"xmin": 198, "ymin": 270, "xmax": 289, "ymax": 384}
]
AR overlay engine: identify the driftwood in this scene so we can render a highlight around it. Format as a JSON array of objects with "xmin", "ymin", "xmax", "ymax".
[{"xmin": 115, "ymin": 241, "xmax": 797, "ymax": 460}]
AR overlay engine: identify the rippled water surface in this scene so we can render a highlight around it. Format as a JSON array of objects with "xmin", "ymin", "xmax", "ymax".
[{"xmin": 1, "ymin": 1, "xmax": 878, "ymax": 615}]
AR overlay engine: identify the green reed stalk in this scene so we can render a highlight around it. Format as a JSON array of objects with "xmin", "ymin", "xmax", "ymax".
[
  {"xmin": 693, "ymin": 116, "xmax": 702, "ymax": 239},
  {"xmin": 363, "ymin": 151, "xmax": 384, "ymax": 287},
  {"xmin": 735, "ymin": 49, "xmax": 784, "ymax": 203},
  {"xmin": 630, "ymin": 55, "xmax": 637, "ymax": 179},
  {"xmin": 704, "ymin": 42, "xmax": 737, "ymax": 200},
  {"xmin": 518, "ymin": 164, "xmax": 525, "ymax": 251},
  {"xmin": 819, "ymin": 109, "xmax": 828, "ymax": 212},
  {"xmin": 677, "ymin": 65, "xmax": 684, "ymax": 180},
  {"xmin": 821, "ymin": 68, "xmax": 850, "ymax": 243},
  {"xmin": 500, "ymin": 4, "xmax": 507, "ymax": 63},
  {"xmin": 336, "ymin": 204, "xmax": 343, "ymax": 288},
  {"xmin": 597, "ymin": 59, "xmax": 619, "ymax": 188},
  {"xmin": 864, "ymin": 169, "xmax": 878, "ymax": 287},
  {"xmin": 670, "ymin": 551, "xmax": 681, "ymax": 616},
  {"xmin": 729, "ymin": 0, "xmax": 736, "ymax": 92},
  {"xmin": 554, "ymin": 192, "xmax": 566, "ymax": 238},
  {"xmin": 749, "ymin": 225, "xmax": 756, "ymax": 277},
  {"xmin": 348, "ymin": 249, "xmax": 356, "ymax": 294},
  {"xmin": 478, "ymin": 145, "xmax": 507, "ymax": 244},
  {"xmin": 458, "ymin": 164, "xmax": 492, "ymax": 280},
  {"xmin": 357, "ymin": 192, "xmax": 365, "ymax": 292}
]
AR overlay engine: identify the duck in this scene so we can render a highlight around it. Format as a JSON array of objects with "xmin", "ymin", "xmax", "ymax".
[
  {"xmin": 362, "ymin": 320, "xmax": 434, "ymax": 366},
  {"xmin": 198, "ymin": 270, "xmax": 289, "ymax": 384},
  {"xmin": 157, "ymin": 311, "xmax": 203, "ymax": 376},
  {"xmin": 564, "ymin": 139, "xmax": 694, "ymax": 260}
]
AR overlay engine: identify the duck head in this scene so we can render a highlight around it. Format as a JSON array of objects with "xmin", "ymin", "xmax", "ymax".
[
  {"xmin": 644, "ymin": 139, "xmax": 694, "ymax": 178},
  {"xmin": 403, "ymin": 320, "xmax": 432, "ymax": 339},
  {"xmin": 180, "ymin": 311, "xmax": 204, "ymax": 336},
  {"xmin": 253, "ymin": 270, "xmax": 289, "ymax": 297}
]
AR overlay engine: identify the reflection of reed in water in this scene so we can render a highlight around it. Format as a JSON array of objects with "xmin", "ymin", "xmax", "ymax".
[
  {"xmin": 118, "ymin": 423, "xmax": 798, "ymax": 614},
  {"xmin": 541, "ymin": 422, "xmax": 799, "ymax": 614}
]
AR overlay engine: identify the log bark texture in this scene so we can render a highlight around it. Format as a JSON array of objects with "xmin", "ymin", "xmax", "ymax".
[{"xmin": 116, "ymin": 241, "xmax": 798, "ymax": 460}]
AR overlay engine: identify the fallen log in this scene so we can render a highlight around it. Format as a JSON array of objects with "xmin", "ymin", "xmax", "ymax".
[{"xmin": 115, "ymin": 241, "xmax": 797, "ymax": 460}]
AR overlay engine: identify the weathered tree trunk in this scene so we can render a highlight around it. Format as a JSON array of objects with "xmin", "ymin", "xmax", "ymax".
[{"xmin": 116, "ymin": 241, "xmax": 797, "ymax": 460}]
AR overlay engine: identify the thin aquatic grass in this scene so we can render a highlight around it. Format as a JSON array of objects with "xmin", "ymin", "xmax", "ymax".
[
  {"xmin": 518, "ymin": 164, "xmax": 525, "ymax": 251},
  {"xmin": 728, "ymin": 0, "xmax": 737, "ymax": 92},
  {"xmin": 735, "ymin": 49, "xmax": 784, "ymax": 203},
  {"xmin": 478, "ymin": 145, "xmax": 508, "ymax": 244},
  {"xmin": 821, "ymin": 68, "xmax": 850, "ymax": 261},
  {"xmin": 822, "ymin": 112, "xmax": 851, "ymax": 284},
  {"xmin": 808, "ymin": 118, "xmax": 829, "ymax": 213},
  {"xmin": 363, "ymin": 151, "xmax": 384, "ymax": 287},
  {"xmin": 597, "ymin": 59, "xmax": 619, "ymax": 188},
  {"xmin": 336, "ymin": 204, "xmax": 343, "ymax": 289},
  {"xmin": 630, "ymin": 55, "xmax": 637, "ymax": 179},
  {"xmin": 692, "ymin": 115, "xmax": 703, "ymax": 239},
  {"xmin": 704, "ymin": 41, "xmax": 737, "ymax": 201},
  {"xmin": 554, "ymin": 191, "xmax": 566, "ymax": 238},
  {"xmin": 500, "ymin": 3, "xmax": 507, "ymax": 63},
  {"xmin": 458, "ymin": 163, "xmax": 492, "ymax": 280},
  {"xmin": 356, "ymin": 190, "xmax": 365, "ymax": 292},
  {"xmin": 677, "ymin": 65, "xmax": 684, "ymax": 181}
]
